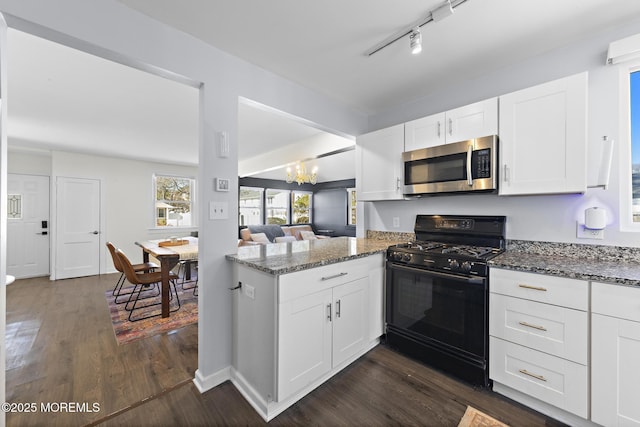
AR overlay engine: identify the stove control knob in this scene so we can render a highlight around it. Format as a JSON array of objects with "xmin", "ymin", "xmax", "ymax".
[
  {"xmin": 393, "ymin": 252, "xmax": 402, "ymax": 261},
  {"xmin": 402, "ymin": 253, "xmax": 412, "ymax": 262},
  {"xmin": 449, "ymin": 259, "xmax": 459, "ymax": 270},
  {"xmin": 461, "ymin": 261, "xmax": 472, "ymax": 272}
]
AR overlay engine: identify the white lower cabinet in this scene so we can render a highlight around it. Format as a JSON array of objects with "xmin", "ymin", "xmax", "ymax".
[
  {"xmin": 490, "ymin": 337, "xmax": 588, "ymax": 417},
  {"xmin": 591, "ymin": 282, "xmax": 640, "ymax": 426},
  {"xmin": 278, "ymin": 277, "xmax": 367, "ymax": 399},
  {"xmin": 232, "ymin": 254, "xmax": 384, "ymax": 421},
  {"xmin": 489, "ymin": 268, "xmax": 589, "ymax": 421}
]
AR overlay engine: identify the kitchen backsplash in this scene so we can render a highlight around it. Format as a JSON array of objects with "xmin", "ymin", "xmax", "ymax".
[{"xmin": 367, "ymin": 230, "xmax": 415, "ymax": 242}]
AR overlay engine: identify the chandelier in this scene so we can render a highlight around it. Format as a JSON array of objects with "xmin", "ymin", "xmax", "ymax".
[{"xmin": 286, "ymin": 163, "xmax": 318, "ymax": 185}]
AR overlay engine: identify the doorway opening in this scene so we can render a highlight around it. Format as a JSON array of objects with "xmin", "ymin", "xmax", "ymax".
[{"xmin": 4, "ymin": 23, "xmax": 202, "ymax": 424}]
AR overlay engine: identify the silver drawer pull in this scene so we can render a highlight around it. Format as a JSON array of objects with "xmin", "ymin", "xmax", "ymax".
[
  {"xmin": 321, "ymin": 272, "xmax": 348, "ymax": 281},
  {"xmin": 519, "ymin": 369, "xmax": 547, "ymax": 382},
  {"xmin": 518, "ymin": 284, "xmax": 547, "ymax": 292},
  {"xmin": 519, "ymin": 321, "xmax": 547, "ymax": 331}
]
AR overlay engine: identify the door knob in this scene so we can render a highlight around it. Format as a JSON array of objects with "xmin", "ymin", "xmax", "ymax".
[{"xmin": 91, "ymin": 231, "xmax": 99, "ymax": 235}]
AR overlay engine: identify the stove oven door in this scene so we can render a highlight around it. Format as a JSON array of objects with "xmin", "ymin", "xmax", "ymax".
[{"xmin": 385, "ymin": 262, "xmax": 488, "ymax": 362}]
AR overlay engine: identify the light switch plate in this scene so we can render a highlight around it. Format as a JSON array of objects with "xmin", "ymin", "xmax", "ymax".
[{"xmin": 209, "ymin": 201, "xmax": 229, "ymax": 220}]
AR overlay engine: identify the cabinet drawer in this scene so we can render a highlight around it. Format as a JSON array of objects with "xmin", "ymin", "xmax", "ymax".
[
  {"xmin": 490, "ymin": 268, "xmax": 587, "ymax": 310},
  {"xmin": 592, "ymin": 281, "xmax": 640, "ymax": 322},
  {"xmin": 490, "ymin": 294, "xmax": 587, "ymax": 364},
  {"xmin": 489, "ymin": 337, "xmax": 588, "ymax": 418},
  {"xmin": 279, "ymin": 257, "xmax": 369, "ymax": 303}
]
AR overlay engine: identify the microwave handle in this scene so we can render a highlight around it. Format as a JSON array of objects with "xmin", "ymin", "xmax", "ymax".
[{"xmin": 466, "ymin": 145, "xmax": 473, "ymax": 186}]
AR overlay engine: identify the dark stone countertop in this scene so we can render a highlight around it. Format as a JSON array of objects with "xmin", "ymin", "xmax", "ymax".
[
  {"xmin": 490, "ymin": 245, "xmax": 640, "ymax": 287},
  {"xmin": 226, "ymin": 237, "xmax": 395, "ymax": 275}
]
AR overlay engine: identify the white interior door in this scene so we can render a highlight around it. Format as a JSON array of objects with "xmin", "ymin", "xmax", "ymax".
[
  {"xmin": 55, "ymin": 176, "xmax": 101, "ymax": 279},
  {"xmin": 7, "ymin": 174, "xmax": 50, "ymax": 279}
]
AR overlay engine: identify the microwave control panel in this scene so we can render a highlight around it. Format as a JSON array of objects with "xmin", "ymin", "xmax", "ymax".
[{"xmin": 472, "ymin": 148, "xmax": 491, "ymax": 178}]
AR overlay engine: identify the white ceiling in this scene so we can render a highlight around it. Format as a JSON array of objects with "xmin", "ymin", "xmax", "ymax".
[
  {"xmin": 7, "ymin": 28, "xmax": 353, "ymax": 180},
  {"xmin": 8, "ymin": 0, "xmax": 640, "ymax": 181},
  {"xmin": 117, "ymin": 0, "xmax": 640, "ymax": 114},
  {"xmin": 7, "ymin": 29, "xmax": 200, "ymax": 166}
]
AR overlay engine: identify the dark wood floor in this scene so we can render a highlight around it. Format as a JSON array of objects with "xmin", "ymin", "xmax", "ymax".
[{"xmin": 6, "ymin": 273, "xmax": 564, "ymax": 426}]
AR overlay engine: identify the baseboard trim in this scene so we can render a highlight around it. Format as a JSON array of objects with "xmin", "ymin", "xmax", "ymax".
[{"xmin": 193, "ymin": 366, "xmax": 231, "ymax": 394}]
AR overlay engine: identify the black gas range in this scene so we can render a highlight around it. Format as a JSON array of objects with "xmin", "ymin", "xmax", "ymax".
[
  {"xmin": 385, "ymin": 215, "xmax": 506, "ymax": 387},
  {"xmin": 388, "ymin": 241, "xmax": 503, "ymax": 277}
]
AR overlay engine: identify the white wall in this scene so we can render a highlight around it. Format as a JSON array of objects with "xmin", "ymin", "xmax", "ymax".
[
  {"xmin": 50, "ymin": 151, "xmax": 197, "ymax": 268},
  {"xmin": 7, "ymin": 149, "xmax": 50, "ymax": 175},
  {"xmin": 364, "ymin": 16, "xmax": 640, "ymax": 248},
  {"xmin": 0, "ymin": 0, "xmax": 368, "ymax": 398}
]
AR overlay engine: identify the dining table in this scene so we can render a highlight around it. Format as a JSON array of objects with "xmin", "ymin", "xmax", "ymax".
[{"xmin": 135, "ymin": 236, "xmax": 198, "ymax": 318}]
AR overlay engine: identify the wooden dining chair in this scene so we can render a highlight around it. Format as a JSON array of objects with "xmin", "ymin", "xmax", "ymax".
[
  {"xmin": 115, "ymin": 248, "xmax": 181, "ymax": 321},
  {"xmin": 106, "ymin": 242, "xmax": 159, "ymax": 304}
]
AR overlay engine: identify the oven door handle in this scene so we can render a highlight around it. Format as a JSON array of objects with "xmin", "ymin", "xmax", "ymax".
[{"xmin": 388, "ymin": 262, "xmax": 486, "ymax": 285}]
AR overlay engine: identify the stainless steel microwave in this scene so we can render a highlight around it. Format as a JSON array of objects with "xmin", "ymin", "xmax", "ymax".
[{"xmin": 402, "ymin": 135, "xmax": 498, "ymax": 196}]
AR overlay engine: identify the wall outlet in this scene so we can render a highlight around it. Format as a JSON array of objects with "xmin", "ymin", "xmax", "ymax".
[
  {"xmin": 576, "ymin": 222, "xmax": 604, "ymax": 240},
  {"xmin": 393, "ymin": 217, "xmax": 400, "ymax": 228},
  {"xmin": 244, "ymin": 283, "xmax": 255, "ymax": 300}
]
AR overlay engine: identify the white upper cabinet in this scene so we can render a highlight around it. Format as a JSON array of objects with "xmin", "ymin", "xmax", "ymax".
[
  {"xmin": 499, "ymin": 72, "xmax": 588, "ymax": 195},
  {"xmin": 404, "ymin": 97, "xmax": 498, "ymax": 152},
  {"xmin": 356, "ymin": 123, "xmax": 404, "ymax": 201},
  {"xmin": 404, "ymin": 112, "xmax": 445, "ymax": 151}
]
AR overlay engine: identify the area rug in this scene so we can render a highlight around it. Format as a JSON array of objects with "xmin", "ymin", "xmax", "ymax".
[
  {"xmin": 105, "ymin": 280, "xmax": 198, "ymax": 345},
  {"xmin": 458, "ymin": 406, "xmax": 509, "ymax": 427}
]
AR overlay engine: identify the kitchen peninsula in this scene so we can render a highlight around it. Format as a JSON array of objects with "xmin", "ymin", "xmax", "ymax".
[{"xmin": 226, "ymin": 237, "xmax": 393, "ymax": 421}]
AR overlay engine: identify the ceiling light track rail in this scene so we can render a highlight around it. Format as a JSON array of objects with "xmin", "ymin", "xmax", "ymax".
[{"xmin": 364, "ymin": 0, "xmax": 468, "ymax": 56}]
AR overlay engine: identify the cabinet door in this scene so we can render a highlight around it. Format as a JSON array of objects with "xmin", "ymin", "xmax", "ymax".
[
  {"xmin": 278, "ymin": 288, "xmax": 333, "ymax": 400},
  {"xmin": 356, "ymin": 124, "xmax": 404, "ymax": 201},
  {"xmin": 592, "ymin": 313, "xmax": 640, "ymax": 426},
  {"xmin": 404, "ymin": 112, "xmax": 445, "ymax": 151},
  {"xmin": 499, "ymin": 72, "xmax": 587, "ymax": 195},
  {"xmin": 447, "ymin": 97, "xmax": 498, "ymax": 143},
  {"xmin": 332, "ymin": 277, "xmax": 368, "ymax": 367}
]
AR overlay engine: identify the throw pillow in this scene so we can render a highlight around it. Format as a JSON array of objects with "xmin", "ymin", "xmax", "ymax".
[
  {"xmin": 250, "ymin": 233, "xmax": 270, "ymax": 244},
  {"xmin": 248, "ymin": 225, "xmax": 285, "ymax": 242},
  {"xmin": 299, "ymin": 230, "xmax": 318, "ymax": 240},
  {"xmin": 275, "ymin": 236, "xmax": 297, "ymax": 243}
]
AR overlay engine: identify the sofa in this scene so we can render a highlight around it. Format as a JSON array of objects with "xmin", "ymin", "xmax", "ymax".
[{"xmin": 238, "ymin": 224, "xmax": 330, "ymax": 246}]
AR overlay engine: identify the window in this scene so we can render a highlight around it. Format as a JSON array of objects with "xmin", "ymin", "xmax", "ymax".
[
  {"xmin": 632, "ymin": 69, "xmax": 640, "ymax": 222},
  {"xmin": 266, "ymin": 189, "xmax": 290, "ymax": 224},
  {"xmin": 347, "ymin": 188, "xmax": 357, "ymax": 225},
  {"xmin": 292, "ymin": 191, "xmax": 312, "ymax": 224},
  {"xmin": 154, "ymin": 175, "xmax": 195, "ymax": 228},
  {"xmin": 239, "ymin": 186, "xmax": 264, "ymax": 226}
]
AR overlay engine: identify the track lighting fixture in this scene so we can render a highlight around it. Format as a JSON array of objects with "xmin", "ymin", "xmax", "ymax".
[
  {"xmin": 364, "ymin": 0, "xmax": 468, "ymax": 56},
  {"xmin": 409, "ymin": 28, "xmax": 422, "ymax": 54}
]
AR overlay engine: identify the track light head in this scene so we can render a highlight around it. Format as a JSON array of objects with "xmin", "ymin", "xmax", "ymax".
[
  {"xmin": 432, "ymin": 0, "xmax": 454, "ymax": 22},
  {"xmin": 410, "ymin": 28, "xmax": 422, "ymax": 54}
]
